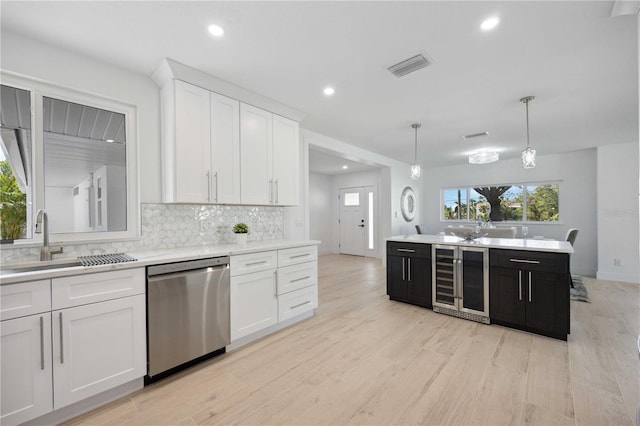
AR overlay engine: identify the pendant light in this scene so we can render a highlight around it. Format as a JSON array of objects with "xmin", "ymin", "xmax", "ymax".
[
  {"xmin": 410, "ymin": 123, "xmax": 422, "ymax": 179},
  {"xmin": 520, "ymin": 96, "xmax": 536, "ymax": 169}
]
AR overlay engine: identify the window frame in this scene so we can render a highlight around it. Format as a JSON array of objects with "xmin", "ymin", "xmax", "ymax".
[
  {"xmin": 440, "ymin": 181, "xmax": 562, "ymax": 225},
  {"xmin": 0, "ymin": 71, "xmax": 140, "ymax": 247}
]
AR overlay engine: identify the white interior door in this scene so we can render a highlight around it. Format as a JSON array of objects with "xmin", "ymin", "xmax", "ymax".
[{"xmin": 339, "ymin": 188, "xmax": 366, "ymax": 256}]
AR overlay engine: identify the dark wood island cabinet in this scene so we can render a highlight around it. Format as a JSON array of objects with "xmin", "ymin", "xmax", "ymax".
[
  {"xmin": 489, "ymin": 249, "xmax": 570, "ymax": 340},
  {"xmin": 387, "ymin": 241, "xmax": 432, "ymax": 308}
]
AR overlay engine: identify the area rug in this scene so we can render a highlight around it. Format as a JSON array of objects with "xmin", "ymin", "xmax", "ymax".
[{"xmin": 570, "ymin": 275, "xmax": 591, "ymax": 303}]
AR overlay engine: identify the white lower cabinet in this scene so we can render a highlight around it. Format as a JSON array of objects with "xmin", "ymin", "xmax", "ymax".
[
  {"xmin": 52, "ymin": 294, "xmax": 146, "ymax": 408},
  {"xmin": 230, "ymin": 246, "xmax": 318, "ymax": 344},
  {"xmin": 230, "ymin": 269, "xmax": 278, "ymax": 341},
  {"xmin": 0, "ymin": 268, "xmax": 146, "ymax": 425},
  {"xmin": 0, "ymin": 314, "xmax": 53, "ymax": 426}
]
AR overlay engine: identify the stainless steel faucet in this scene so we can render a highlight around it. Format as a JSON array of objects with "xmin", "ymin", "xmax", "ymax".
[{"xmin": 34, "ymin": 209, "xmax": 63, "ymax": 261}]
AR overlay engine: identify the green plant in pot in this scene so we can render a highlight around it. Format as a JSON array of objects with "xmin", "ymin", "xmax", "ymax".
[{"xmin": 233, "ymin": 222, "xmax": 249, "ymax": 246}]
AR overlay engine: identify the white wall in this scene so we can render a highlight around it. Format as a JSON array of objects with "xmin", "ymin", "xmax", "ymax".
[
  {"xmin": 1, "ymin": 31, "xmax": 162, "ymax": 203},
  {"xmin": 309, "ymin": 172, "xmax": 333, "ymax": 254},
  {"xmin": 45, "ymin": 186, "xmax": 74, "ymax": 232},
  {"xmin": 421, "ymin": 149, "xmax": 598, "ymax": 277},
  {"xmin": 597, "ymin": 142, "xmax": 639, "ymax": 283},
  {"xmin": 302, "ymin": 129, "xmax": 421, "ymax": 260}
]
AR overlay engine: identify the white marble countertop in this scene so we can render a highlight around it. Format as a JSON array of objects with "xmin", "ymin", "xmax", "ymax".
[
  {"xmin": 388, "ymin": 234, "xmax": 573, "ymax": 254},
  {"xmin": 0, "ymin": 239, "xmax": 320, "ymax": 285}
]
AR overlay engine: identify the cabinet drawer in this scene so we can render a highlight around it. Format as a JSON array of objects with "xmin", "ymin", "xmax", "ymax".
[
  {"xmin": 278, "ymin": 245, "xmax": 317, "ymax": 268},
  {"xmin": 278, "ymin": 285, "xmax": 317, "ymax": 322},
  {"xmin": 387, "ymin": 242, "xmax": 431, "ymax": 258},
  {"xmin": 52, "ymin": 268, "xmax": 145, "ymax": 309},
  {"xmin": 490, "ymin": 249, "xmax": 568, "ymax": 273},
  {"xmin": 230, "ymin": 251, "xmax": 278, "ymax": 276},
  {"xmin": 277, "ymin": 261, "xmax": 317, "ymax": 295},
  {"xmin": 1, "ymin": 280, "xmax": 51, "ymax": 321}
]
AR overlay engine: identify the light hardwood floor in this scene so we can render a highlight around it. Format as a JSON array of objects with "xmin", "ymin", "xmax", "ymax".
[{"xmin": 67, "ymin": 254, "xmax": 639, "ymax": 426}]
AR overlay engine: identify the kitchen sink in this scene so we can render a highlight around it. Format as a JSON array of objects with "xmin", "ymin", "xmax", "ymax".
[{"xmin": 1, "ymin": 259, "xmax": 83, "ymax": 275}]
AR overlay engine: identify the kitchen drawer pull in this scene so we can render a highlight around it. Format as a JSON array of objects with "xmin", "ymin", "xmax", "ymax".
[
  {"xmin": 246, "ymin": 260, "xmax": 268, "ymax": 267},
  {"xmin": 291, "ymin": 276, "xmax": 311, "ymax": 283},
  {"xmin": 291, "ymin": 300, "xmax": 311, "ymax": 309},
  {"xmin": 408, "ymin": 258, "xmax": 411, "ymax": 281},
  {"xmin": 290, "ymin": 253, "xmax": 310, "ymax": 259},
  {"xmin": 397, "ymin": 248, "xmax": 416, "ymax": 253},
  {"xmin": 528, "ymin": 271, "xmax": 532, "ymax": 302},
  {"xmin": 40, "ymin": 316, "xmax": 45, "ymax": 370},
  {"xmin": 273, "ymin": 271, "xmax": 277, "ymax": 298},
  {"xmin": 509, "ymin": 258, "xmax": 540, "ymax": 264},
  {"xmin": 59, "ymin": 312, "xmax": 64, "ymax": 364}
]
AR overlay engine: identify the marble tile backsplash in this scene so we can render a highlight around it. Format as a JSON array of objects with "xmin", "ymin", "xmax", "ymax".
[{"xmin": 1, "ymin": 204, "xmax": 284, "ymax": 263}]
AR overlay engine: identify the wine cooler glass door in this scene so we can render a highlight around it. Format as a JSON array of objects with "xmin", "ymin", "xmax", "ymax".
[{"xmin": 433, "ymin": 247, "xmax": 456, "ymax": 306}]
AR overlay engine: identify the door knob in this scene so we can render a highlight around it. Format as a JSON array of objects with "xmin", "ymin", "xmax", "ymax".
[{"xmin": 358, "ymin": 224, "xmax": 365, "ymax": 228}]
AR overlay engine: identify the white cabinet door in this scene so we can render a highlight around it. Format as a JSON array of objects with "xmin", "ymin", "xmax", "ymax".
[
  {"xmin": 210, "ymin": 92, "xmax": 240, "ymax": 204},
  {"xmin": 272, "ymin": 115, "xmax": 299, "ymax": 206},
  {"xmin": 173, "ymin": 80, "xmax": 212, "ymax": 203},
  {"xmin": 1, "ymin": 314, "xmax": 53, "ymax": 426},
  {"xmin": 230, "ymin": 269, "xmax": 278, "ymax": 341},
  {"xmin": 52, "ymin": 295, "xmax": 146, "ymax": 409},
  {"xmin": 240, "ymin": 103, "xmax": 272, "ymax": 205}
]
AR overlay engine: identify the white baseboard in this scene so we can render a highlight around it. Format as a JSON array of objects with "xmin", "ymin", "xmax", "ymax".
[
  {"xmin": 24, "ymin": 378, "xmax": 143, "ymax": 426},
  {"xmin": 226, "ymin": 310, "xmax": 314, "ymax": 351},
  {"xmin": 596, "ymin": 271, "xmax": 640, "ymax": 284}
]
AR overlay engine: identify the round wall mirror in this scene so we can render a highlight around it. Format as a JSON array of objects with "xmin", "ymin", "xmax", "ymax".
[{"xmin": 400, "ymin": 186, "xmax": 416, "ymax": 222}]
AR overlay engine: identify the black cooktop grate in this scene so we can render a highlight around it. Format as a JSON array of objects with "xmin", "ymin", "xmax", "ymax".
[{"xmin": 77, "ymin": 253, "xmax": 137, "ymax": 266}]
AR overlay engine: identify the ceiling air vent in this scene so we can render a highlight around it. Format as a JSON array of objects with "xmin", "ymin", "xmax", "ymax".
[
  {"xmin": 388, "ymin": 54, "xmax": 431, "ymax": 78},
  {"xmin": 463, "ymin": 132, "xmax": 489, "ymax": 141}
]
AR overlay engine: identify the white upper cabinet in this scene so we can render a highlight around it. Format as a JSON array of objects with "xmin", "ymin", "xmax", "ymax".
[
  {"xmin": 272, "ymin": 114, "xmax": 300, "ymax": 206},
  {"xmin": 154, "ymin": 60, "xmax": 303, "ymax": 206},
  {"xmin": 210, "ymin": 92, "xmax": 240, "ymax": 204},
  {"xmin": 165, "ymin": 80, "xmax": 212, "ymax": 203},
  {"xmin": 240, "ymin": 104, "xmax": 299, "ymax": 206},
  {"xmin": 240, "ymin": 103, "xmax": 273, "ymax": 205}
]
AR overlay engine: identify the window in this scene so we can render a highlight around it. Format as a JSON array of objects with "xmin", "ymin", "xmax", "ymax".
[
  {"xmin": 0, "ymin": 76, "xmax": 139, "ymax": 244},
  {"xmin": 343, "ymin": 192, "xmax": 360, "ymax": 206},
  {"xmin": 442, "ymin": 182, "xmax": 559, "ymax": 223}
]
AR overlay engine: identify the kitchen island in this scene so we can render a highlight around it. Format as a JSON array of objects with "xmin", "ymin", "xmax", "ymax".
[{"xmin": 386, "ymin": 235, "xmax": 573, "ymax": 340}]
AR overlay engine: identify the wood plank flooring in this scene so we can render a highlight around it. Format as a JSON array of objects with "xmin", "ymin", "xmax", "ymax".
[{"xmin": 67, "ymin": 254, "xmax": 639, "ymax": 426}]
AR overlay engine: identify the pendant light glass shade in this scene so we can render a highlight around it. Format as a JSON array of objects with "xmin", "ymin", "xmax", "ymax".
[
  {"xmin": 520, "ymin": 96, "xmax": 536, "ymax": 169},
  {"xmin": 411, "ymin": 123, "xmax": 421, "ymax": 180}
]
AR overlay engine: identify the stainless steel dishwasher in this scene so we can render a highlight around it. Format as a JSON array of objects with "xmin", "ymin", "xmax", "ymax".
[{"xmin": 146, "ymin": 256, "xmax": 230, "ymax": 381}]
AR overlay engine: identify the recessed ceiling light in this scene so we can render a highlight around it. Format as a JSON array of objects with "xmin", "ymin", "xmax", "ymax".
[
  {"xmin": 342, "ymin": 165, "xmax": 348, "ymax": 170},
  {"xmin": 208, "ymin": 24, "xmax": 225, "ymax": 37},
  {"xmin": 481, "ymin": 16, "xmax": 500, "ymax": 31},
  {"xmin": 323, "ymin": 87, "xmax": 335, "ymax": 96}
]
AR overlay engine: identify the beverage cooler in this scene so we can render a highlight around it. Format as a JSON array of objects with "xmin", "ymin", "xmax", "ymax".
[{"xmin": 432, "ymin": 245, "xmax": 489, "ymax": 323}]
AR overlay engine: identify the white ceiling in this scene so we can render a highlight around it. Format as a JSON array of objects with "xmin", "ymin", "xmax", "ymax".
[{"xmin": 1, "ymin": 1, "xmax": 637, "ymax": 171}]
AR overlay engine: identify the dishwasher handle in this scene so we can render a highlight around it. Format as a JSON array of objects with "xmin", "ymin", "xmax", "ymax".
[
  {"xmin": 147, "ymin": 256, "xmax": 230, "ymax": 277},
  {"xmin": 147, "ymin": 264, "xmax": 228, "ymax": 282}
]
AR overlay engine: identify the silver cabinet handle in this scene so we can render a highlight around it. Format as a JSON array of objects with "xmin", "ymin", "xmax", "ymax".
[
  {"xmin": 273, "ymin": 270, "xmax": 278, "ymax": 298},
  {"xmin": 206, "ymin": 171, "xmax": 211, "ymax": 202},
  {"xmin": 291, "ymin": 300, "xmax": 311, "ymax": 309},
  {"xmin": 290, "ymin": 253, "xmax": 310, "ymax": 259},
  {"xmin": 275, "ymin": 179, "xmax": 279, "ymax": 204},
  {"xmin": 59, "ymin": 312, "xmax": 64, "ymax": 364},
  {"xmin": 246, "ymin": 260, "xmax": 267, "ymax": 267},
  {"xmin": 528, "ymin": 271, "xmax": 532, "ymax": 302},
  {"xmin": 40, "ymin": 316, "xmax": 45, "ymax": 370},
  {"xmin": 291, "ymin": 276, "xmax": 311, "ymax": 283},
  {"xmin": 509, "ymin": 258, "xmax": 540, "ymax": 264},
  {"xmin": 408, "ymin": 258, "xmax": 411, "ymax": 281},
  {"xmin": 402, "ymin": 257, "xmax": 405, "ymax": 281},
  {"xmin": 214, "ymin": 172, "xmax": 218, "ymax": 202},
  {"xmin": 270, "ymin": 179, "xmax": 275, "ymax": 203},
  {"xmin": 397, "ymin": 248, "xmax": 415, "ymax": 253},
  {"xmin": 518, "ymin": 270, "xmax": 522, "ymax": 301}
]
